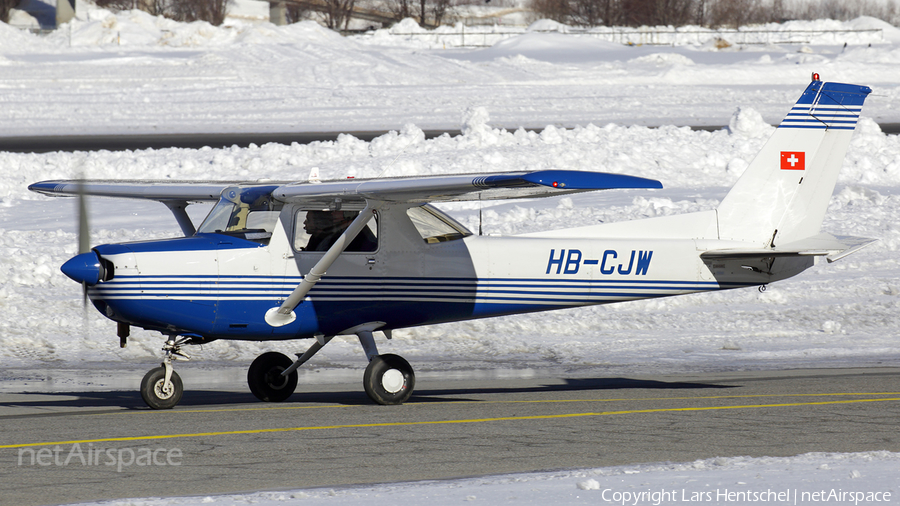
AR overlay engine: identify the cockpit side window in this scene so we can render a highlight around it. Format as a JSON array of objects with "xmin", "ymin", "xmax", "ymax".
[
  {"xmin": 292, "ymin": 209, "xmax": 378, "ymax": 253},
  {"xmin": 406, "ymin": 205, "xmax": 472, "ymax": 244}
]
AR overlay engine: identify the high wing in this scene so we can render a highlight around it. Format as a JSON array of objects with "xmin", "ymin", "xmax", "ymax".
[
  {"xmin": 28, "ymin": 169, "xmax": 662, "ymax": 205},
  {"xmin": 272, "ymin": 170, "xmax": 662, "ymax": 204},
  {"xmin": 27, "ymin": 180, "xmax": 248, "ymax": 201},
  {"xmin": 28, "ymin": 179, "xmax": 254, "ymax": 237},
  {"xmin": 29, "ymin": 170, "xmax": 661, "ymax": 238}
]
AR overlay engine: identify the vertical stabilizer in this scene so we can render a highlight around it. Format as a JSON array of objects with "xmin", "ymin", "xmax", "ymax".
[{"xmin": 716, "ymin": 79, "xmax": 871, "ymax": 247}]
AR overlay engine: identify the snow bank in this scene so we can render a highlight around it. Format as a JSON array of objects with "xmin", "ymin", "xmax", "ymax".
[
  {"xmin": 4, "ymin": 8, "xmax": 895, "ymax": 52},
  {"xmin": 0, "ymin": 15, "xmax": 46, "ymax": 47},
  {"xmin": 472, "ymin": 32, "xmax": 627, "ymax": 63},
  {"xmin": 34, "ymin": 10, "xmax": 349, "ymax": 49},
  {"xmin": 357, "ymin": 15, "xmax": 890, "ymax": 49}
]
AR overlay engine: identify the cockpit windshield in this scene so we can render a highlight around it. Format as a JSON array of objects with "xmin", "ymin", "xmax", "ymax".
[{"xmin": 197, "ymin": 186, "xmax": 282, "ymax": 243}]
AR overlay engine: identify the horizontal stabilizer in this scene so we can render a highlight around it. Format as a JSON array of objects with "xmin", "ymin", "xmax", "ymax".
[{"xmin": 701, "ymin": 233, "xmax": 877, "ymax": 263}]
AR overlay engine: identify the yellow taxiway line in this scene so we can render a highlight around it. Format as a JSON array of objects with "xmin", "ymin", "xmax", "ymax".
[
  {"xmin": 92, "ymin": 391, "xmax": 900, "ymax": 416},
  {"xmin": 2, "ymin": 395, "xmax": 899, "ymax": 449}
]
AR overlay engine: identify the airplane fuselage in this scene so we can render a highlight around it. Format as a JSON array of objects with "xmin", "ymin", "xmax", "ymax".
[{"xmin": 86, "ymin": 202, "xmax": 794, "ymax": 342}]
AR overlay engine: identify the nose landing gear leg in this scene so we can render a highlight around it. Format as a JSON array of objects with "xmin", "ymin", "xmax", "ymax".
[{"xmin": 140, "ymin": 336, "xmax": 190, "ymax": 410}]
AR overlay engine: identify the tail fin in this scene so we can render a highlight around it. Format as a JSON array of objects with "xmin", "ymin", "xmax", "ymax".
[{"xmin": 716, "ymin": 79, "xmax": 871, "ymax": 247}]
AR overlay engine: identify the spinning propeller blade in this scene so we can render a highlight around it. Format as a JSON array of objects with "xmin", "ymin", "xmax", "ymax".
[
  {"xmin": 76, "ymin": 174, "xmax": 90, "ymax": 308},
  {"xmin": 77, "ymin": 181, "xmax": 90, "ymax": 255}
]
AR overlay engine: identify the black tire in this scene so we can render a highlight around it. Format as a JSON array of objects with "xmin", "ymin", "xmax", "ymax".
[
  {"xmin": 140, "ymin": 366, "xmax": 183, "ymax": 410},
  {"xmin": 248, "ymin": 352, "xmax": 297, "ymax": 402},
  {"xmin": 363, "ymin": 354, "xmax": 415, "ymax": 405}
]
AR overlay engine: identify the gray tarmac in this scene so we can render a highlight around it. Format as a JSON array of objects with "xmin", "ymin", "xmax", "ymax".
[{"xmin": 1, "ymin": 367, "xmax": 899, "ymax": 505}]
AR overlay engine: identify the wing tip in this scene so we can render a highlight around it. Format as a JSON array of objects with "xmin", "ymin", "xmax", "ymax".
[{"xmin": 521, "ymin": 170, "xmax": 662, "ymax": 190}]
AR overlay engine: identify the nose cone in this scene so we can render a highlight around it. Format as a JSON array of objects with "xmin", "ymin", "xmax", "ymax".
[{"xmin": 61, "ymin": 251, "xmax": 103, "ymax": 286}]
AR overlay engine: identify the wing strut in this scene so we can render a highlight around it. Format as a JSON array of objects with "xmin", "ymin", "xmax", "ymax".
[
  {"xmin": 265, "ymin": 201, "xmax": 381, "ymax": 327},
  {"xmin": 163, "ymin": 200, "xmax": 196, "ymax": 237}
]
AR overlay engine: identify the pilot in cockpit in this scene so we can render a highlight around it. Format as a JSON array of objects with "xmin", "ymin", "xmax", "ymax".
[{"xmin": 302, "ymin": 211, "xmax": 376, "ymax": 252}]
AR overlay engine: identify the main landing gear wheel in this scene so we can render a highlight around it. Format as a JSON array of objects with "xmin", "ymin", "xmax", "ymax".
[
  {"xmin": 248, "ymin": 351, "xmax": 298, "ymax": 402},
  {"xmin": 363, "ymin": 353, "xmax": 415, "ymax": 405},
  {"xmin": 140, "ymin": 366, "xmax": 183, "ymax": 410}
]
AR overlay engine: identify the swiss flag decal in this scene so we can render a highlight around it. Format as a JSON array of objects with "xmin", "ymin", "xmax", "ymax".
[{"xmin": 780, "ymin": 151, "xmax": 805, "ymax": 170}]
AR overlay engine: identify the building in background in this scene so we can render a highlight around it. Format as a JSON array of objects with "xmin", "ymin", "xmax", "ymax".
[{"xmin": 13, "ymin": 0, "xmax": 74, "ymax": 29}]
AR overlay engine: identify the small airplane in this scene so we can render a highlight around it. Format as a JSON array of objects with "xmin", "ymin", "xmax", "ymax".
[{"xmin": 29, "ymin": 76, "xmax": 875, "ymax": 409}]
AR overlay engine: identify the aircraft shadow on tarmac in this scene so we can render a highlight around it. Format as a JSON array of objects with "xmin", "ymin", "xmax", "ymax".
[
  {"xmin": 0, "ymin": 390, "xmax": 261, "ymax": 412},
  {"xmin": 1, "ymin": 377, "xmax": 737, "ymax": 412}
]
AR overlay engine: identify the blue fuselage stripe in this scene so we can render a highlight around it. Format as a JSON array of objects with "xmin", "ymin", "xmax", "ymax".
[{"xmin": 91, "ymin": 275, "xmax": 755, "ymax": 339}]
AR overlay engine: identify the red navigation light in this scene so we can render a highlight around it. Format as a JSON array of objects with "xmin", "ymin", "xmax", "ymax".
[{"xmin": 552, "ymin": 181, "xmax": 559, "ymax": 187}]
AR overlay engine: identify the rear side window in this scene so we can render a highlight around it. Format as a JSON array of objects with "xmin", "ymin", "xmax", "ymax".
[{"xmin": 407, "ymin": 205, "xmax": 472, "ymax": 244}]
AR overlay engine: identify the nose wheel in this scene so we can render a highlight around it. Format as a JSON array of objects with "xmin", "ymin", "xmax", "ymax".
[
  {"xmin": 140, "ymin": 366, "xmax": 183, "ymax": 410},
  {"xmin": 140, "ymin": 336, "xmax": 191, "ymax": 409}
]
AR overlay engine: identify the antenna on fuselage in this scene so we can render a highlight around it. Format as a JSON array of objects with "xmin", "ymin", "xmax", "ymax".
[
  {"xmin": 308, "ymin": 167, "xmax": 321, "ymax": 184},
  {"xmin": 479, "ymin": 207, "xmax": 483, "ymax": 236},
  {"xmin": 374, "ymin": 153, "xmax": 403, "ymax": 180}
]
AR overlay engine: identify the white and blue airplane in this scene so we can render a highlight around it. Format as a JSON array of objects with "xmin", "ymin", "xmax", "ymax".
[{"xmin": 29, "ymin": 77, "xmax": 875, "ymax": 409}]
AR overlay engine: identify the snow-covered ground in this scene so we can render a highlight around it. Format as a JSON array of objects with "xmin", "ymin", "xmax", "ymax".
[
  {"xmin": 67, "ymin": 451, "xmax": 900, "ymax": 506},
  {"xmin": 2, "ymin": 8, "xmax": 900, "ymax": 505},
  {"xmin": 3, "ymin": 12, "xmax": 900, "ymax": 134}
]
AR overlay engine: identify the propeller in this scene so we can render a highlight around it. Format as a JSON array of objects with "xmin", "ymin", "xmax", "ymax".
[
  {"xmin": 77, "ymin": 181, "xmax": 90, "ymax": 255},
  {"xmin": 63, "ymin": 164, "xmax": 129, "ymax": 347},
  {"xmin": 76, "ymin": 168, "xmax": 90, "ymax": 308}
]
